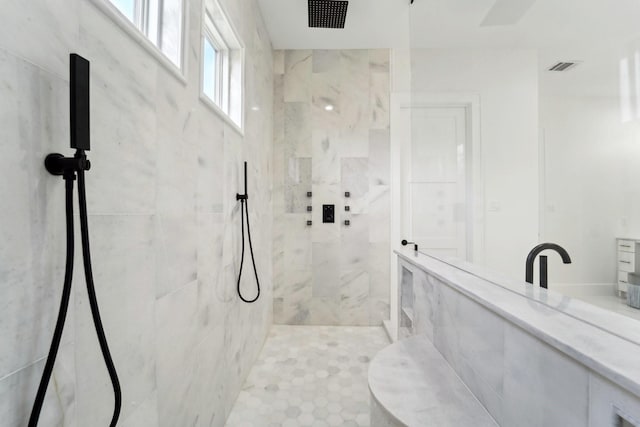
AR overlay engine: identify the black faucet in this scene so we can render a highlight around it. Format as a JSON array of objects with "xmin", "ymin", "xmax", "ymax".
[{"xmin": 525, "ymin": 243, "xmax": 572, "ymax": 289}]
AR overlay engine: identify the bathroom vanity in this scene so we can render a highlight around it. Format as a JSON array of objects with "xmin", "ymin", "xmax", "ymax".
[
  {"xmin": 617, "ymin": 238, "xmax": 640, "ymax": 295},
  {"xmin": 370, "ymin": 248, "xmax": 640, "ymax": 426}
]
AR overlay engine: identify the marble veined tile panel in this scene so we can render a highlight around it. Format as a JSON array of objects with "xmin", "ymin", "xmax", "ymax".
[
  {"xmin": 309, "ymin": 296, "xmax": 341, "ymax": 325},
  {"xmin": 312, "ymin": 50, "xmax": 341, "ymax": 73},
  {"xmin": 155, "ymin": 280, "xmax": 201, "ymax": 427},
  {"xmin": 370, "ymin": 72, "xmax": 390, "ymax": 130},
  {"xmin": 312, "ymin": 130, "xmax": 340, "ymax": 186},
  {"xmin": 369, "ymin": 129, "xmax": 390, "ymax": 186},
  {"xmin": 283, "ymin": 214, "xmax": 312, "ymax": 269},
  {"xmin": 369, "ymin": 242, "xmax": 391, "ymax": 297},
  {"xmin": 79, "ymin": 4, "xmax": 159, "ymax": 214},
  {"xmin": 502, "ymin": 322, "xmax": 589, "ymax": 427},
  {"xmin": 285, "ymin": 157, "xmax": 312, "ymax": 213},
  {"xmin": 340, "ymin": 213, "xmax": 370, "ymax": 274},
  {"xmin": 155, "ymin": 213, "xmax": 198, "ymax": 299},
  {"xmin": 273, "ymin": 50, "xmax": 285, "ymax": 75},
  {"xmin": 341, "ymin": 157, "xmax": 369, "ymax": 199},
  {"xmin": 196, "ymin": 213, "xmax": 225, "ymax": 333},
  {"xmin": 312, "ymin": 242, "xmax": 341, "ymax": 298},
  {"xmin": 74, "ymin": 215, "xmax": 156, "ymax": 425},
  {"xmin": 369, "ymin": 185, "xmax": 390, "ymax": 242},
  {"xmin": 0, "ymin": 343, "xmax": 76, "ymax": 427},
  {"xmin": 196, "ymin": 107, "xmax": 225, "ymax": 214},
  {"xmin": 284, "ymin": 50, "xmax": 312, "ymax": 102},
  {"xmin": 311, "ymin": 71, "xmax": 341, "ymax": 130},
  {"xmin": 433, "ymin": 282, "xmax": 505, "ymax": 423},
  {"xmin": 192, "ymin": 325, "xmax": 227, "ymax": 427},
  {"xmin": 277, "ymin": 269, "xmax": 313, "ymax": 302},
  {"xmin": 0, "ymin": 0, "xmax": 80, "ymax": 78},
  {"xmin": 0, "ymin": 50, "xmax": 71, "ymax": 377},
  {"xmin": 284, "ymin": 102, "xmax": 312, "ymax": 158},
  {"xmin": 340, "ymin": 50, "xmax": 370, "ymax": 133},
  {"xmin": 340, "ymin": 270, "xmax": 370, "ymax": 326},
  {"xmin": 119, "ymin": 391, "xmax": 159, "ymax": 427}
]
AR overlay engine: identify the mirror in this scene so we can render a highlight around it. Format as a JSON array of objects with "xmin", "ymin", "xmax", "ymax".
[{"xmin": 404, "ymin": 0, "xmax": 640, "ymax": 327}]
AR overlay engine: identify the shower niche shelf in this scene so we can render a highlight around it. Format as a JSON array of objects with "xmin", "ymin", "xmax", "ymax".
[{"xmin": 399, "ymin": 266, "xmax": 414, "ymax": 339}]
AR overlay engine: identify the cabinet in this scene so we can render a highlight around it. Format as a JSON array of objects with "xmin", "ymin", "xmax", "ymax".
[{"xmin": 616, "ymin": 238, "xmax": 640, "ymax": 295}]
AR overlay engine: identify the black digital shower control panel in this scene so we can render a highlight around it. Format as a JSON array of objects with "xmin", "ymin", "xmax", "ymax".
[{"xmin": 322, "ymin": 204, "xmax": 335, "ymax": 223}]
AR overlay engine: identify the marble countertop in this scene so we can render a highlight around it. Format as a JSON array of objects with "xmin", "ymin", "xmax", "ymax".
[
  {"xmin": 368, "ymin": 335, "xmax": 498, "ymax": 427},
  {"xmin": 396, "ymin": 248, "xmax": 640, "ymax": 399}
]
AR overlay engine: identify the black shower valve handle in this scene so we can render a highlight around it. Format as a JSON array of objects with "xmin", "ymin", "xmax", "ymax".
[{"xmin": 236, "ymin": 193, "xmax": 248, "ymax": 201}]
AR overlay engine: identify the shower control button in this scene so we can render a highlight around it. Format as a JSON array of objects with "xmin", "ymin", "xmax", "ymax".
[
  {"xmin": 307, "ymin": 206, "xmax": 312, "ymax": 212},
  {"xmin": 307, "ymin": 191, "xmax": 312, "ymax": 197},
  {"xmin": 307, "ymin": 220, "xmax": 313, "ymax": 226},
  {"xmin": 344, "ymin": 220, "xmax": 350, "ymax": 226},
  {"xmin": 345, "ymin": 206, "xmax": 350, "ymax": 211},
  {"xmin": 344, "ymin": 191, "xmax": 350, "ymax": 198},
  {"xmin": 322, "ymin": 205, "xmax": 335, "ymax": 223}
]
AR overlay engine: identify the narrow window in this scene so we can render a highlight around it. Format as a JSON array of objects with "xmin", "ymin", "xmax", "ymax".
[
  {"xmin": 103, "ymin": 0, "xmax": 184, "ymax": 68},
  {"xmin": 201, "ymin": 0, "xmax": 244, "ymax": 128}
]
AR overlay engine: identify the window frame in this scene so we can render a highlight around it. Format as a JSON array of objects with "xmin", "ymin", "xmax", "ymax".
[
  {"xmin": 90, "ymin": 0, "xmax": 187, "ymax": 81},
  {"xmin": 203, "ymin": 15, "xmax": 231, "ymax": 112},
  {"xmin": 199, "ymin": 0, "xmax": 245, "ymax": 133}
]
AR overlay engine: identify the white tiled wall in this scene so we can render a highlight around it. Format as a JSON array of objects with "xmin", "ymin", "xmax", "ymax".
[
  {"xmin": 273, "ymin": 49, "xmax": 391, "ymax": 326},
  {"xmin": 399, "ymin": 258, "xmax": 640, "ymax": 427},
  {"xmin": 0, "ymin": 0, "xmax": 273, "ymax": 425}
]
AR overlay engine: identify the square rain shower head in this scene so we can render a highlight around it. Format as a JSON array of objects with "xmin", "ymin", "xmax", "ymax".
[{"xmin": 308, "ymin": 0, "xmax": 349, "ymax": 29}]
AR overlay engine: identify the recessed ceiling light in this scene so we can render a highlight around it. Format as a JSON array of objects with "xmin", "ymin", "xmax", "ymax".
[
  {"xmin": 325, "ymin": 105, "xmax": 334, "ymax": 111},
  {"xmin": 251, "ymin": 106, "xmax": 260, "ymax": 111}
]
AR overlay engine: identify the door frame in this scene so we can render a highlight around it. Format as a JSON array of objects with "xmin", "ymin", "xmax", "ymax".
[{"xmin": 386, "ymin": 92, "xmax": 484, "ymax": 341}]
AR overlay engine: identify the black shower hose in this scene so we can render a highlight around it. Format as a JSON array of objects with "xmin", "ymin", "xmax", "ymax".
[
  {"xmin": 29, "ymin": 163, "xmax": 121, "ymax": 427},
  {"xmin": 237, "ymin": 197, "xmax": 261, "ymax": 303}
]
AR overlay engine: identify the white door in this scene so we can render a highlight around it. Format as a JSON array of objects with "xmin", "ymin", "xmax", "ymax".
[{"xmin": 402, "ymin": 106, "xmax": 469, "ymax": 260}]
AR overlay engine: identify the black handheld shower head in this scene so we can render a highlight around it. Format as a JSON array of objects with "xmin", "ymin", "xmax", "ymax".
[
  {"xmin": 70, "ymin": 54, "xmax": 90, "ymax": 151},
  {"xmin": 236, "ymin": 161, "xmax": 261, "ymax": 303}
]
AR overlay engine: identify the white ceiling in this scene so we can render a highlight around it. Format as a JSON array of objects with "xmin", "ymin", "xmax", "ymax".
[
  {"xmin": 257, "ymin": 0, "xmax": 640, "ymax": 96},
  {"xmin": 257, "ymin": 0, "xmax": 640, "ymax": 50},
  {"xmin": 256, "ymin": 0, "xmax": 411, "ymax": 49}
]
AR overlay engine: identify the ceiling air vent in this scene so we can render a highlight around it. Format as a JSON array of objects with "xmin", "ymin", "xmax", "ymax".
[
  {"xmin": 548, "ymin": 61, "xmax": 580, "ymax": 72},
  {"xmin": 308, "ymin": 0, "xmax": 349, "ymax": 29}
]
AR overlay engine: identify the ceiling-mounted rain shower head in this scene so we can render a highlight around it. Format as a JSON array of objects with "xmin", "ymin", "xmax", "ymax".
[{"xmin": 308, "ymin": 0, "xmax": 349, "ymax": 29}]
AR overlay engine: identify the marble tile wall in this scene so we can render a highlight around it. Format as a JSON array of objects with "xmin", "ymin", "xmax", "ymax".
[
  {"xmin": 0, "ymin": 0, "xmax": 273, "ymax": 426},
  {"xmin": 399, "ymin": 258, "xmax": 640, "ymax": 427},
  {"xmin": 273, "ymin": 49, "xmax": 391, "ymax": 326}
]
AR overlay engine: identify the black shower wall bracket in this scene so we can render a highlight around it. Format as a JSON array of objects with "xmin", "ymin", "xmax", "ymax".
[{"xmin": 44, "ymin": 152, "xmax": 91, "ymax": 177}]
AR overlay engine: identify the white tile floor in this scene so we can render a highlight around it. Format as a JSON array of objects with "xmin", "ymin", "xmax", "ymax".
[{"xmin": 225, "ymin": 325, "xmax": 390, "ymax": 427}]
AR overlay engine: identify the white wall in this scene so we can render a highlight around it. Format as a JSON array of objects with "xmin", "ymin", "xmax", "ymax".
[
  {"xmin": 0, "ymin": 0, "xmax": 273, "ymax": 426},
  {"xmin": 410, "ymin": 48, "xmax": 540, "ymax": 279},
  {"xmin": 540, "ymin": 93, "xmax": 640, "ymax": 286}
]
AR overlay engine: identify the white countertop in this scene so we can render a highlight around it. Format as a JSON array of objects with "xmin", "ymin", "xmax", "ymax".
[{"xmin": 396, "ymin": 248, "xmax": 640, "ymax": 399}]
